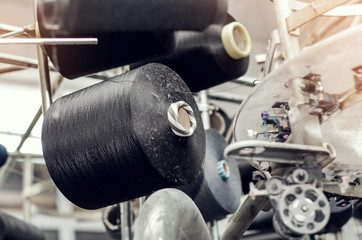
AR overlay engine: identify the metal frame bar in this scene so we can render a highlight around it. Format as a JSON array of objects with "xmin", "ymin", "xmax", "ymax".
[
  {"xmin": 0, "ymin": 38, "xmax": 98, "ymax": 45},
  {"xmin": 0, "ymin": 66, "xmax": 24, "ymax": 74},
  {"xmin": 0, "ymin": 76, "xmax": 63, "ymax": 183},
  {"xmin": 0, "ymin": 53, "xmax": 53, "ymax": 70}
]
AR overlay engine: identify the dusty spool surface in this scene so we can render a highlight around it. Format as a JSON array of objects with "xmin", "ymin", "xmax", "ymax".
[
  {"xmin": 42, "ymin": 63, "xmax": 205, "ymax": 209},
  {"xmin": 132, "ymin": 14, "xmax": 249, "ymax": 92},
  {"xmin": 178, "ymin": 129, "xmax": 242, "ymax": 222},
  {"xmin": 233, "ymin": 25, "xmax": 362, "ymax": 180}
]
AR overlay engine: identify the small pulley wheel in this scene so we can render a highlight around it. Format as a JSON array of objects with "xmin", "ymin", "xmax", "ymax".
[{"xmin": 276, "ymin": 184, "xmax": 330, "ymax": 235}]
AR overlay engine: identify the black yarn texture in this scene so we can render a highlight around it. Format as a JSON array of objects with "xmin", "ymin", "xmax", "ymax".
[
  {"xmin": 42, "ymin": 63, "xmax": 205, "ymax": 209},
  {"xmin": 0, "ymin": 212, "xmax": 45, "ymax": 240},
  {"xmin": 178, "ymin": 129, "xmax": 242, "ymax": 222},
  {"xmin": 37, "ymin": 0, "xmax": 226, "ymax": 34},
  {"xmin": 132, "ymin": 14, "xmax": 249, "ymax": 92},
  {"xmin": 36, "ymin": 0, "xmax": 227, "ymax": 80}
]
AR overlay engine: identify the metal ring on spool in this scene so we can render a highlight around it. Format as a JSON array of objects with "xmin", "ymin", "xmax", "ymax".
[
  {"xmin": 221, "ymin": 22, "xmax": 251, "ymax": 60},
  {"xmin": 168, "ymin": 101, "xmax": 197, "ymax": 137},
  {"xmin": 277, "ymin": 184, "xmax": 330, "ymax": 235},
  {"xmin": 217, "ymin": 160, "xmax": 230, "ymax": 180}
]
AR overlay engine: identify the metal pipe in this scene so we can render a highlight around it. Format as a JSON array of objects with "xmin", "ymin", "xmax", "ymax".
[
  {"xmin": 0, "ymin": 38, "xmax": 98, "ymax": 45},
  {"xmin": 0, "ymin": 66, "xmax": 24, "ymax": 75},
  {"xmin": 0, "ymin": 53, "xmax": 55, "ymax": 70},
  {"xmin": 208, "ymin": 92, "xmax": 243, "ymax": 104},
  {"xmin": 221, "ymin": 182, "xmax": 268, "ymax": 240},
  {"xmin": 0, "ymin": 76, "xmax": 63, "ymax": 183},
  {"xmin": 0, "ymin": 23, "xmax": 23, "ymax": 35},
  {"xmin": 210, "ymin": 220, "xmax": 220, "ymax": 240},
  {"xmin": 273, "ymin": 0, "xmax": 300, "ymax": 60},
  {"xmin": 0, "ymin": 29, "xmax": 26, "ymax": 39},
  {"xmin": 134, "ymin": 188, "xmax": 211, "ymax": 240},
  {"xmin": 37, "ymin": 48, "xmax": 53, "ymax": 109},
  {"xmin": 17, "ymin": 73, "xmax": 63, "ymax": 152},
  {"xmin": 121, "ymin": 202, "xmax": 131, "ymax": 240},
  {"xmin": 8, "ymin": 152, "xmax": 43, "ymax": 159},
  {"xmin": 199, "ymin": 90, "xmax": 211, "ymax": 129},
  {"xmin": 22, "ymin": 155, "xmax": 33, "ymax": 222},
  {"xmin": 16, "ymin": 108, "xmax": 42, "ymax": 152},
  {"xmin": 232, "ymin": 78, "xmax": 259, "ymax": 87},
  {"xmin": 0, "ymin": 53, "xmax": 39, "ymax": 68}
]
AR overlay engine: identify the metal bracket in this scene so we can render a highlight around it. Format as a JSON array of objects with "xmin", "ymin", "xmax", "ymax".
[{"xmin": 225, "ymin": 140, "xmax": 331, "ymax": 165}]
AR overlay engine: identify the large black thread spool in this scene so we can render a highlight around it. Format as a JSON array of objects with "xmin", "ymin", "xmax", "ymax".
[
  {"xmin": 132, "ymin": 14, "xmax": 251, "ymax": 92},
  {"xmin": 178, "ymin": 129, "xmax": 242, "ymax": 222},
  {"xmin": 42, "ymin": 63, "xmax": 205, "ymax": 209},
  {"xmin": 36, "ymin": 0, "xmax": 226, "ymax": 79}
]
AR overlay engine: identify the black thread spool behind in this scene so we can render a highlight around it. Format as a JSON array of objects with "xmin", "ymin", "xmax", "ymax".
[
  {"xmin": 0, "ymin": 144, "xmax": 8, "ymax": 168},
  {"xmin": 37, "ymin": 12, "xmax": 172, "ymax": 79},
  {"xmin": 37, "ymin": 0, "xmax": 226, "ymax": 35},
  {"xmin": 178, "ymin": 129, "xmax": 242, "ymax": 222},
  {"xmin": 132, "ymin": 14, "xmax": 250, "ymax": 92},
  {"xmin": 42, "ymin": 63, "xmax": 205, "ymax": 209},
  {"xmin": 0, "ymin": 212, "xmax": 45, "ymax": 240},
  {"xmin": 36, "ymin": 0, "xmax": 226, "ymax": 79}
]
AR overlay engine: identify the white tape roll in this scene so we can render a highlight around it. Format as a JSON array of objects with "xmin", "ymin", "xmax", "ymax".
[{"xmin": 221, "ymin": 21, "xmax": 251, "ymax": 60}]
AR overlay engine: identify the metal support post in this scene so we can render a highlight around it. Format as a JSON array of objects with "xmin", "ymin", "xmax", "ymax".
[
  {"xmin": 221, "ymin": 182, "xmax": 269, "ymax": 240},
  {"xmin": 273, "ymin": 0, "xmax": 300, "ymax": 60},
  {"xmin": 121, "ymin": 201, "xmax": 131, "ymax": 240},
  {"xmin": 22, "ymin": 154, "xmax": 33, "ymax": 222},
  {"xmin": 198, "ymin": 90, "xmax": 211, "ymax": 130}
]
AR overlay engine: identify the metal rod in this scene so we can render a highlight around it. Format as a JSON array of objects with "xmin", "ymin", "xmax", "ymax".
[
  {"xmin": 0, "ymin": 76, "xmax": 63, "ymax": 183},
  {"xmin": 0, "ymin": 29, "xmax": 26, "ymax": 39},
  {"xmin": 22, "ymin": 154, "xmax": 34, "ymax": 222},
  {"xmin": 0, "ymin": 38, "xmax": 98, "ymax": 45},
  {"xmin": 9, "ymin": 152, "xmax": 43, "ymax": 159},
  {"xmin": 139, "ymin": 196, "xmax": 146, "ymax": 207},
  {"xmin": 121, "ymin": 202, "xmax": 130, "ymax": 240},
  {"xmin": 208, "ymin": 92, "xmax": 243, "ymax": 104},
  {"xmin": 36, "ymin": 49, "xmax": 52, "ymax": 114},
  {"xmin": 17, "ymin": 76, "xmax": 64, "ymax": 150},
  {"xmin": 40, "ymin": 49, "xmax": 53, "ymax": 104},
  {"xmin": 0, "ymin": 66, "xmax": 24, "ymax": 74},
  {"xmin": 221, "ymin": 182, "xmax": 269, "ymax": 240},
  {"xmin": 199, "ymin": 90, "xmax": 211, "ymax": 129},
  {"xmin": 0, "ymin": 23, "xmax": 23, "ymax": 35},
  {"xmin": 210, "ymin": 220, "xmax": 220, "ymax": 240},
  {"xmin": 16, "ymin": 108, "xmax": 42, "ymax": 152},
  {"xmin": 274, "ymin": 0, "xmax": 300, "ymax": 60},
  {"xmin": 232, "ymin": 79, "xmax": 259, "ymax": 87},
  {"xmin": 0, "ymin": 53, "xmax": 39, "ymax": 68}
]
